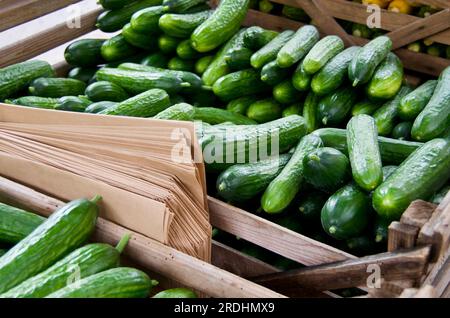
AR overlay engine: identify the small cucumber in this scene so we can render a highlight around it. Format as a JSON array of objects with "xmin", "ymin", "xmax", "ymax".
[
  {"xmin": 0, "ymin": 203, "xmax": 44, "ymax": 244},
  {"xmin": 153, "ymin": 288, "xmax": 197, "ymax": 298},
  {"xmin": 169, "ymin": 94, "xmax": 185, "ymax": 105},
  {"xmin": 398, "ymin": 80, "xmax": 437, "ymax": 121},
  {"xmin": 226, "ymin": 96, "xmax": 258, "ymax": 115},
  {"xmin": 168, "ymin": 57, "xmax": 195, "ymax": 72},
  {"xmin": 122, "ymin": 23, "xmax": 158, "ymax": 50},
  {"xmin": 194, "ymin": 107, "xmax": 257, "ymax": 125},
  {"xmin": 101, "ymin": 35, "xmax": 139, "ymax": 62},
  {"xmin": 282, "ymin": 5, "xmax": 310, "ymax": 22},
  {"xmin": 298, "ymin": 191, "xmax": 328, "ymax": 222},
  {"xmin": 367, "ymin": 52, "xmax": 403, "ymax": 100},
  {"xmin": 243, "ymin": 26, "xmax": 279, "ymax": 51},
  {"xmin": 302, "ymin": 92, "xmax": 320, "ymax": 133},
  {"xmin": 250, "ymin": 30, "xmax": 295, "ymax": 69},
  {"xmin": 224, "ymin": 47, "xmax": 253, "ymax": 71},
  {"xmin": 261, "ymin": 60, "xmax": 292, "ymax": 86},
  {"xmin": 29, "ymin": 78, "xmax": 86, "ymax": 98},
  {"xmin": 317, "ymin": 86, "xmax": 358, "ymax": 126},
  {"xmin": 373, "ymin": 215, "xmax": 390, "ymax": 244},
  {"xmin": 99, "ymin": 0, "xmax": 132, "ymax": 10},
  {"xmin": 158, "ymin": 10, "xmax": 213, "ymax": 38},
  {"xmin": 195, "ymin": 55, "xmax": 214, "ymax": 75},
  {"xmin": 187, "ymin": 89, "xmax": 218, "ymax": 107},
  {"xmin": 154, "ymin": 103, "xmax": 195, "ymax": 121},
  {"xmin": 141, "ymin": 52, "xmax": 169, "ymax": 68},
  {"xmin": 158, "ymin": 34, "xmax": 180, "ymax": 54},
  {"xmin": 85, "ymin": 101, "xmax": 117, "ymax": 113},
  {"xmin": 67, "ymin": 67, "xmax": 98, "ymax": 84},
  {"xmin": 302, "ymin": 35, "xmax": 344, "ymax": 74},
  {"xmin": 64, "ymin": 39, "xmax": 106, "ymax": 67},
  {"xmin": 246, "ymin": 98, "xmax": 282, "ymax": 123},
  {"xmin": 212, "ymin": 69, "xmax": 269, "ymax": 101},
  {"xmin": 162, "ymin": 0, "xmax": 207, "ymax": 13},
  {"xmin": 177, "ymin": 40, "xmax": 204, "ymax": 60},
  {"xmin": 346, "ymin": 235, "xmax": 379, "ymax": 256},
  {"xmin": 273, "ymin": 80, "xmax": 301, "ymax": 104},
  {"xmin": 392, "ymin": 122, "xmax": 412, "ymax": 140},
  {"xmin": 291, "ymin": 61, "xmax": 312, "ymax": 91},
  {"xmin": 6, "ymin": 96, "xmax": 60, "ymax": 109},
  {"xmin": 130, "ymin": 6, "xmax": 164, "ymax": 34},
  {"xmin": 55, "ymin": 96, "xmax": 92, "ymax": 112},
  {"xmin": 351, "ymin": 99, "xmax": 380, "ymax": 116},
  {"xmin": 282, "ymin": 103, "xmax": 302, "ymax": 117},
  {"xmin": 277, "ymin": 25, "xmax": 319, "ymax": 68},
  {"xmin": 85, "ymin": 81, "xmax": 129, "ymax": 102}
]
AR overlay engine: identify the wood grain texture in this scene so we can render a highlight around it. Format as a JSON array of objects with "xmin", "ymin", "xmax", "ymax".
[
  {"xmin": 388, "ymin": 222, "xmax": 420, "ymax": 252},
  {"xmin": 400, "ymin": 200, "xmax": 436, "ymax": 228},
  {"xmin": 423, "ymin": 246, "xmax": 449, "ymax": 297},
  {"xmin": 413, "ymin": 0, "xmax": 450, "ymax": 8}
]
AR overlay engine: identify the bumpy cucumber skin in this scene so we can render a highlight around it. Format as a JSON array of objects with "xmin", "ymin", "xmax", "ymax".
[
  {"xmin": 302, "ymin": 35, "xmax": 344, "ymax": 75},
  {"xmin": 392, "ymin": 122, "xmax": 412, "ymax": 140},
  {"xmin": 194, "ymin": 107, "xmax": 257, "ymax": 125},
  {"xmin": 273, "ymin": 80, "xmax": 301, "ymax": 104},
  {"xmin": 101, "ymin": 35, "xmax": 138, "ymax": 62},
  {"xmin": 85, "ymin": 101, "xmax": 117, "ymax": 113},
  {"xmin": 399, "ymin": 80, "xmax": 437, "ymax": 121},
  {"xmin": 298, "ymin": 191, "xmax": 328, "ymax": 221},
  {"xmin": 261, "ymin": 134, "xmax": 323, "ymax": 214},
  {"xmin": 225, "ymin": 47, "xmax": 253, "ymax": 71},
  {"xmin": 122, "ymin": 23, "xmax": 158, "ymax": 50},
  {"xmin": 168, "ymin": 57, "xmax": 195, "ymax": 72},
  {"xmin": 292, "ymin": 61, "xmax": 312, "ymax": 91},
  {"xmin": 29, "ymin": 78, "xmax": 86, "ymax": 98},
  {"xmin": 0, "ymin": 203, "xmax": 45, "ymax": 244},
  {"xmin": 261, "ymin": 60, "xmax": 292, "ymax": 86},
  {"xmin": 153, "ymin": 288, "xmax": 197, "ymax": 298},
  {"xmin": 317, "ymin": 86, "xmax": 358, "ymax": 126},
  {"xmin": 162, "ymin": 0, "xmax": 207, "ymax": 14},
  {"xmin": 226, "ymin": 96, "xmax": 258, "ymax": 115},
  {"xmin": 351, "ymin": 99, "xmax": 380, "ymax": 116},
  {"xmin": 212, "ymin": 69, "xmax": 269, "ymax": 101},
  {"xmin": 85, "ymin": 81, "xmax": 129, "ymax": 102},
  {"xmin": 246, "ymin": 98, "xmax": 282, "ymax": 123},
  {"xmin": 6, "ymin": 96, "xmax": 60, "ymax": 109},
  {"xmin": 64, "ymin": 39, "xmax": 106, "ymax": 67},
  {"xmin": 347, "ymin": 115, "xmax": 383, "ymax": 191},
  {"xmin": 367, "ymin": 53, "xmax": 403, "ymax": 100},
  {"xmin": 243, "ymin": 26, "xmax": 279, "ymax": 50},
  {"xmin": 55, "ymin": 96, "xmax": 92, "ymax": 112},
  {"xmin": 154, "ymin": 103, "xmax": 195, "ymax": 121},
  {"xmin": 373, "ymin": 138, "xmax": 450, "ymax": 220},
  {"xmin": 303, "ymin": 92, "xmax": 320, "ymax": 133},
  {"xmin": 130, "ymin": 6, "xmax": 164, "ymax": 33},
  {"xmin": 158, "ymin": 10, "xmax": 213, "ymax": 38},
  {"xmin": 191, "ymin": 0, "xmax": 250, "ymax": 52},
  {"xmin": 250, "ymin": 30, "xmax": 295, "ymax": 69}
]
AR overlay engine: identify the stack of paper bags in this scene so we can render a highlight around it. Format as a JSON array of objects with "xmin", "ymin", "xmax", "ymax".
[{"xmin": 0, "ymin": 104, "xmax": 211, "ymax": 262}]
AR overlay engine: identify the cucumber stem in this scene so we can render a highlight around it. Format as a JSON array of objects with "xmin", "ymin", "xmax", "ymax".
[
  {"xmin": 309, "ymin": 154, "xmax": 321, "ymax": 162},
  {"xmin": 329, "ymin": 226, "xmax": 337, "ymax": 234},
  {"xmin": 115, "ymin": 233, "xmax": 131, "ymax": 253},
  {"xmin": 151, "ymin": 280, "xmax": 159, "ymax": 287},
  {"xmin": 181, "ymin": 82, "xmax": 192, "ymax": 88},
  {"xmin": 352, "ymin": 79, "xmax": 359, "ymax": 87},
  {"xmin": 217, "ymin": 182, "xmax": 226, "ymax": 192},
  {"xmin": 375, "ymin": 234, "xmax": 384, "ymax": 243},
  {"xmin": 201, "ymin": 85, "xmax": 213, "ymax": 91},
  {"xmin": 90, "ymin": 195, "xmax": 103, "ymax": 204},
  {"xmin": 322, "ymin": 117, "xmax": 328, "ymax": 125}
]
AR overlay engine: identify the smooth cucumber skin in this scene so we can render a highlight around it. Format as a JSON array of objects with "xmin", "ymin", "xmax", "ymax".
[
  {"xmin": 158, "ymin": 10, "xmax": 213, "ymax": 38},
  {"xmin": 216, "ymin": 154, "xmax": 291, "ymax": 202},
  {"xmin": 1, "ymin": 243, "xmax": 120, "ymax": 298},
  {"xmin": 168, "ymin": 57, "xmax": 195, "ymax": 72},
  {"xmin": 273, "ymin": 80, "xmax": 301, "ymax": 105},
  {"xmin": 292, "ymin": 61, "xmax": 312, "ymax": 91},
  {"xmin": 411, "ymin": 66, "xmax": 450, "ymax": 141},
  {"xmin": 67, "ymin": 67, "xmax": 98, "ymax": 84},
  {"xmin": 302, "ymin": 35, "xmax": 344, "ymax": 75},
  {"xmin": 226, "ymin": 96, "xmax": 258, "ymax": 115},
  {"xmin": 85, "ymin": 81, "xmax": 129, "ymax": 102},
  {"xmin": 392, "ymin": 122, "xmax": 412, "ymax": 140},
  {"xmin": 6, "ymin": 96, "xmax": 60, "ymax": 109},
  {"xmin": 225, "ymin": 47, "xmax": 253, "ymax": 71},
  {"xmin": 261, "ymin": 60, "xmax": 292, "ymax": 86},
  {"xmin": 141, "ymin": 52, "xmax": 169, "ymax": 68},
  {"xmin": 194, "ymin": 107, "xmax": 257, "ymax": 125},
  {"xmin": 243, "ymin": 26, "xmax": 279, "ymax": 50},
  {"xmin": 0, "ymin": 198, "xmax": 99, "ymax": 293},
  {"xmin": 55, "ymin": 96, "xmax": 92, "ymax": 112},
  {"xmin": 250, "ymin": 30, "xmax": 295, "ymax": 69},
  {"xmin": 346, "ymin": 235, "xmax": 378, "ymax": 256},
  {"xmin": 347, "ymin": 115, "xmax": 383, "ymax": 191},
  {"xmin": 122, "ymin": 23, "xmax": 158, "ymax": 50},
  {"xmin": 46, "ymin": 267, "xmax": 153, "ymax": 298},
  {"xmin": 246, "ymin": 98, "xmax": 282, "ymax": 123},
  {"xmin": 373, "ymin": 138, "xmax": 450, "ymax": 220},
  {"xmin": 311, "ymin": 46, "xmax": 360, "ymax": 96},
  {"xmin": 351, "ymin": 99, "xmax": 380, "ymax": 116},
  {"xmin": 0, "ymin": 203, "xmax": 44, "ymax": 244},
  {"xmin": 282, "ymin": 103, "xmax": 302, "ymax": 117},
  {"xmin": 158, "ymin": 34, "xmax": 180, "ymax": 54},
  {"xmin": 321, "ymin": 183, "xmax": 372, "ymax": 240},
  {"xmin": 194, "ymin": 56, "xmax": 213, "ymax": 75},
  {"xmin": 130, "ymin": 6, "xmax": 164, "ymax": 33},
  {"xmin": 261, "ymin": 135, "xmax": 323, "ymax": 214},
  {"xmin": 298, "ymin": 191, "xmax": 328, "ymax": 222},
  {"xmin": 177, "ymin": 40, "xmax": 204, "ymax": 60},
  {"xmin": 317, "ymin": 86, "xmax": 358, "ymax": 126},
  {"xmin": 212, "ymin": 69, "xmax": 269, "ymax": 101},
  {"xmin": 367, "ymin": 53, "xmax": 403, "ymax": 100},
  {"xmin": 101, "ymin": 35, "xmax": 139, "ymax": 62},
  {"xmin": 276, "ymin": 25, "xmax": 319, "ymax": 68},
  {"xmin": 154, "ymin": 103, "xmax": 195, "ymax": 121},
  {"xmin": 303, "ymin": 92, "xmax": 320, "ymax": 133},
  {"xmin": 64, "ymin": 39, "xmax": 106, "ymax": 67},
  {"xmin": 373, "ymin": 215, "xmax": 391, "ymax": 244},
  {"xmin": 85, "ymin": 101, "xmax": 117, "ymax": 113},
  {"xmin": 191, "ymin": 0, "xmax": 250, "ymax": 52},
  {"xmin": 153, "ymin": 288, "xmax": 197, "ymax": 298},
  {"xmin": 29, "ymin": 78, "xmax": 86, "ymax": 98},
  {"xmin": 398, "ymin": 80, "xmax": 437, "ymax": 121}
]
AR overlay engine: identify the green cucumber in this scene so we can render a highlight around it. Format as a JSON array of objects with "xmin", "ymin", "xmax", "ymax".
[
  {"xmin": 282, "ymin": 5, "xmax": 309, "ymax": 22},
  {"xmin": 0, "ymin": 197, "xmax": 100, "ymax": 293},
  {"xmin": 246, "ymin": 98, "xmax": 282, "ymax": 123},
  {"xmin": 169, "ymin": 94, "xmax": 185, "ymax": 105},
  {"xmin": 153, "ymin": 288, "xmax": 197, "ymax": 298},
  {"xmin": 297, "ymin": 191, "xmax": 328, "ymax": 222},
  {"xmin": 154, "ymin": 103, "xmax": 195, "ymax": 121},
  {"xmin": 55, "ymin": 96, "xmax": 92, "ymax": 112},
  {"xmin": 99, "ymin": 0, "xmax": 132, "ymax": 10},
  {"xmin": 0, "ymin": 250, "xmax": 6, "ymax": 257},
  {"xmin": 158, "ymin": 34, "xmax": 180, "ymax": 53},
  {"xmin": 177, "ymin": 40, "xmax": 204, "ymax": 60},
  {"xmin": 85, "ymin": 81, "xmax": 129, "ymax": 102},
  {"xmin": 302, "ymin": 92, "xmax": 320, "ymax": 133},
  {"xmin": 291, "ymin": 61, "xmax": 312, "ymax": 91},
  {"xmin": 351, "ymin": 99, "xmax": 380, "ymax": 116},
  {"xmin": 347, "ymin": 114, "xmax": 383, "ymax": 191},
  {"xmin": 103, "ymin": 52, "xmax": 149, "ymax": 68},
  {"xmin": 85, "ymin": 101, "xmax": 117, "ymax": 113},
  {"xmin": 392, "ymin": 122, "xmax": 412, "ymax": 140},
  {"xmin": 226, "ymin": 96, "xmax": 258, "ymax": 115},
  {"xmin": 346, "ymin": 235, "xmax": 378, "ymax": 256},
  {"xmin": 302, "ymin": 35, "xmax": 344, "ymax": 74},
  {"xmin": 162, "ymin": 0, "xmax": 207, "ymax": 13},
  {"xmin": 349, "ymin": 36, "xmax": 392, "ymax": 86},
  {"xmin": 122, "ymin": 23, "xmax": 158, "ymax": 50},
  {"xmin": 29, "ymin": 78, "xmax": 86, "ymax": 98},
  {"xmin": 367, "ymin": 53, "xmax": 403, "ymax": 100},
  {"xmin": 216, "ymin": 154, "xmax": 291, "ymax": 202},
  {"xmin": 99, "ymin": 88, "xmax": 170, "ymax": 117},
  {"xmin": 168, "ymin": 57, "xmax": 195, "ymax": 72},
  {"xmin": 374, "ymin": 215, "xmax": 391, "ymax": 244},
  {"xmin": 212, "ymin": 69, "xmax": 269, "ymax": 101},
  {"xmin": 261, "ymin": 134, "xmax": 323, "ymax": 213},
  {"xmin": 282, "ymin": 103, "xmax": 302, "ymax": 117},
  {"xmin": 5, "ymin": 96, "xmax": 59, "ymax": 109},
  {"xmin": 195, "ymin": 55, "xmax": 214, "ymax": 75},
  {"xmin": 398, "ymin": 80, "xmax": 437, "ymax": 121},
  {"xmin": 0, "ymin": 203, "xmax": 44, "ymax": 244},
  {"xmin": 67, "ymin": 67, "xmax": 98, "ymax": 84},
  {"xmin": 259, "ymin": 0, "xmax": 274, "ymax": 13},
  {"xmin": 317, "ymin": 86, "xmax": 358, "ymax": 126},
  {"xmin": 352, "ymin": 23, "xmax": 372, "ymax": 39},
  {"xmin": 225, "ymin": 47, "xmax": 253, "ymax": 71},
  {"xmin": 276, "ymin": 25, "xmax": 319, "ymax": 68},
  {"xmin": 158, "ymin": 10, "xmax": 213, "ymax": 38},
  {"xmin": 243, "ymin": 26, "xmax": 278, "ymax": 50},
  {"xmin": 430, "ymin": 184, "xmax": 450, "ymax": 205},
  {"xmin": 130, "ymin": 6, "xmax": 164, "ymax": 33},
  {"xmin": 187, "ymin": 89, "xmax": 218, "ymax": 107},
  {"xmin": 273, "ymin": 80, "xmax": 301, "ymax": 104},
  {"xmin": 250, "ymin": 30, "xmax": 294, "ymax": 69},
  {"xmin": 141, "ymin": 52, "xmax": 169, "ymax": 68},
  {"xmin": 261, "ymin": 60, "xmax": 292, "ymax": 86},
  {"xmin": 101, "ymin": 35, "xmax": 139, "ymax": 62},
  {"xmin": 194, "ymin": 107, "xmax": 257, "ymax": 125},
  {"xmin": 64, "ymin": 39, "xmax": 106, "ymax": 67},
  {"xmin": 191, "ymin": 0, "xmax": 250, "ymax": 52},
  {"xmin": 303, "ymin": 147, "xmax": 351, "ymax": 193}
]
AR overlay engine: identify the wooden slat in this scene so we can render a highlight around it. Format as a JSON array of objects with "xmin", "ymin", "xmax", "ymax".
[
  {"xmin": 400, "ymin": 200, "xmax": 437, "ymax": 228},
  {"xmin": 422, "ymin": 246, "xmax": 449, "ymax": 297},
  {"xmin": 413, "ymin": 0, "xmax": 450, "ymax": 8},
  {"xmin": 388, "ymin": 222, "xmax": 419, "ymax": 252}
]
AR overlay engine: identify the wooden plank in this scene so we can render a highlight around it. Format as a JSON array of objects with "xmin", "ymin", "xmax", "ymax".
[
  {"xmin": 400, "ymin": 200, "xmax": 437, "ymax": 228},
  {"xmin": 414, "ymin": 0, "xmax": 450, "ymax": 8},
  {"xmin": 423, "ymin": 246, "xmax": 449, "ymax": 297},
  {"xmin": 243, "ymin": 9, "xmax": 303, "ymax": 31},
  {"xmin": 388, "ymin": 222, "xmax": 419, "ymax": 252}
]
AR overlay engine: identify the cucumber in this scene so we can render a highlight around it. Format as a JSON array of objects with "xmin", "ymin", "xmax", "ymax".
[
  {"xmin": 243, "ymin": 26, "xmax": 279, "ymax": 51},
  {"xmin": 302, "ymin": 35, "xmax": 344, "ymax": 74},
  {"xmin": 246, "ymin": 98, "xmax": 282, "ymax": 123},
  {"xmin": 5, "ymin": 96, "xmax": 59, "ymax": 109},
  {"xmin": 261, "ymin": 134, "xmax": 323, "ymax": 213},
  {"xmin": 153, "ymin": 288, "xmax": 197, "ymax": 298},
  {"xmin": 122, "ymin": 23, "xmax": 157, "ymax": 50},
  {"xmin": 291, "ymin": 61, "xmax": 311, "ymax": 91},
  {"xmin": 398, "ymin": 80, "xmax": 437, "ymax": 121},
  {"xmin": 313, "ymin": 128, "xmax": 423, "ymax": 165},
  {"xmin": 282, "ymin": 103, "xmax": 302, "ymax": 117},
  {"xmin": 99, "ymin": 0, "xmax": 132, "ymax": 10},
  {"xmin": 311, "ymin": 46, "xmax": 361, "ymax": 96},
  {"xmin": 191, "ymin": 0, "xmax": 250, "ymax": 52},
  {"xmin": 303, "ymin": 147, "xmax": 351, "ymax": 193},
  {"xmin": 430, "ymin": 184, "xmax": 450, "ymax": 205},
  {"xmin": 187, "ymin": 89, "xmax": 218, "ymax": 108},
  {"xmin": 347, "ymin": 114, "xmax": 383, "ymax": 191},
  {"xmin": 177, "ymin": 2, "xmax": 209, "ymax": 13},
  {"xmin": 195, "ymin": 55, "xmax": 214, "ymax": 75},
  {"xmin": 225, "ymin": 47, "xmax": 253, "ymax": 71},
  {"xmin": 298, "ymin": 191, "xmax": 328, "ymax": 222},
  {"xmin": 96, "ymin": 68, "xmax": 190, "ymax": 94},
  {"xmin": 259, "ymin": 0, "xmax": 274, "ymax": 13},
  {"xmin": 373, "ymin": 138, "xmax": 450, "ymax": 220},
  {"xmin": 141, "ymin": 52, "xmax": 169, "ymax": 68},
  {"xmin": 0, "ymin": 203, "xmax": 44, "ymax": 244},
  {"xmin": 29, "ymin": 78, "xmax": 86, "ymax": 98},
  {"xmin": 0, "ymin": 250, "xmax": 5, "ymax": 257},
  {"xmin": 154, "ymin": 103, "xmax": 195, "ymax": 121},
  {"xmin": 194, "ymin": 107, "xmax": 257, "ymax": 125},
  {"xmin": 273, "ymin": 80, "xmax": 301, "ymax": 104},
  {"xmin": 392, "ymin": 122, "xmax": 412, "ymax": 140},
  {"xmin": 302, "ymin": 92, "xmax": 320, "ymax": 133},
  {"xmin": 212, "ymin": 69, "xmax": 269, "ymax": 101},
  {"xmin": 321, "ymin": 183, "xmax": 372, "ymax": 240},
  {"xmin": 99, "ymin": 88, "xmax": 170, "ymax": 117},
  {"xmin": 64, "ymin": 39, "xmax": 106, "ymax": 67},
  {"xmin": 349, "ymin": 36, "xmax": 392, "ymax": 86},
  {"xmin": 261, "ymin": 60, "xmax": 292, "ymax": 86},
  {"xmin": 226, "ymin": 96, "xmax": 258, "ymax": 115},
  {"xmin": 167, "ymin": 57, "xmax": 194, "ymax": 72},
  {"xmin": 47, "ymin": 267, "xmax": 154, "ymax": 298},
  {"xmin": 372, "ymin": 85, "xmax": 412, "ymax": 136},
  {"xmin": 85, "ymin": 101, "xmax": 117, "ymax": 114},
  {"xmin": 169, "ymin": 94, "xmax": 185, "ymax": 105},
  {"xmin": 177, "ymin": 40, "xmax": 204, "ymax": 60},
  {"xmin": 85, "ymin": 81, "xmax": 129, "ymax": 102},
  {"xmin": 381, "ymin": 165, "xmax": 398, "ymax": 181},
  {"xmin": 374, "ymin": 215, "xmax": 390, "ymax": 244},
  {"xmin": 411, "ymin": 66, "xmax": 450, "ymax": 141},
  {"xmin": 96, "ymin": 0, "xmax": 163, "ymax": 32},
  {"xmin": 0, "ymin": 197, "xmax": 100, "ymax": 293},
  {"xmin": 216, "ymin": 154, "xmax": 291, "ymax": 202},
  {"xmin": 103, "ymin": 52, "xmax": 149, "ymax": 68},
  {"xmin": 130, "ymin": 6, "xmax": 164, "ymax": 33},
  {"xmin": 276, "ymin": 25, "xmax": 320, "ymax": 68},
  {"xmin": 367, "ymin": 53, "xmax": 403, "ymax": 100},
  {"xmin": 250, "ymin": 30, "xmax": 295, "ymax": 69},
  {"xmin": 67, "ymin": 67, "xmax": 98, "ymax": 84},
  {"xmin": 162, "ymin": 0, "xmax": 207, "ymax": 13},
  {"xmin": 0, "ymin": 60, "xmax": 54, "ymax": 101},
  {"xmin": 351, "ymin": 99, "xmax": 380, "ymax": 116},
  {"xmin": 158, "ymin": 34, "xmax": 180, "ymax": 54},
  {"xmin": 282, "ymin": 5, "xmax": 309, "ymax": 22},
  {"xmin": 352, "ymin": 23, "xmax": 372, "ymax": 39},
  {"xmin": 101, "ymin": 35, "xmax": 139, "ymax": 62},
  {"xmin": 346, "ymin": 235, "xmax": 378, "ymax": 256},
  {"xmin": 158, "ymin": 10, "xmax": 213, "ymax": 38},
  {"xmin": 317, "ymin": 86, "xmax": 358, "ymax": 126},
  {"xmin": 55, "ymin": 96, "xmax": 92, "ymax": 112}
]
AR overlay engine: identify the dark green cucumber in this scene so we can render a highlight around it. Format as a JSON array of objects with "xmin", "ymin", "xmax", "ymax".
[
  {"xmin": 261, "ymin": 60, "xmax": 292, "ymax": 86},
  {"xmin": 351, "ymin": 99, "xmax": 380, "ymax": 116},
  {"xmin": 311, "ymin": 46, "xmax": 361, "ymax": 96},
  {"xmin": 398, "ymin": 80, "xmax": 437, "ymax": 121},
  {"xmin": 101, "ymin": 35, "xmax": 139, "ymax": 62},
  {"xmin": 216, "ymin": 154, "xmax": 291, "ymax": 202},
  {"xmin": 276, "ymin": 25, "xmax": 319, "ymax": 68},
  {"xmin": 226, "ymin": 96, "xmax": 258, "ymax": 115},
  {"xmin": 29, "ymin": 78, "xmax": 86, "ymax": 98},
  {"xmin": 67, "ymin": 67, "xmax": 98, "ymax": 84},
  {"xmin": 392, "ymin": 122, "xmax": 412, "ymax": 140},
  {"xmin": 302, "ymin": 35, "xmax": 344, "ymax": 74},
  {"xmin": 158, "ymin": 10, "xmax": 213, "ymax": 38},
  {"xmin": 162, "ymin": 0, "xmax": 207, "ymax": 13},
  {"xmin": 195, "ymin": 55, "xmax": 214, "ymax": 75},
  {"xmin": 321, "ymin": 183, "xmax": 372, "ymax": 240},
  {"xmin": 85, "ymin": 81, "xmax": 129, "ymax": 102},
  {"xmin": 158, "ymin": 34, "xmax": 180, "ymax": 54},
  {"xmin": 246, "ymin": 98, "xmax": 282, "ymax": 123},
  {"xmin": 298, "ymin": 191, "xmax": 328, "ymax": 222},
  {"xmin": 224, "ymin": 47, "xmax": 253, "ymax": 71},
  {"xmin": 187, "ymin": 89, "xmax": 218, "ymax": 107},
  {"xmin": 291, "ymin": 61, "xmax": 312, "ymax": 92},
  {"xmin": 0, "ymin": 197, "xmax": 100, "ymax": 293},
  {"xmin": 141, "ymin": 52, "xmax": 169, "ymax": 68},
  {"xmin": 349, "ymin": 36, "xmax": 392, "ymax": 86},
  {"xmin": 347, "ymin": 114, "xmax": 383, "ymax": 191},
  {"xmin": 373, "ymin": 138, "xmax": 450, "ymax": 220},
  {"xmin": 168, "ymin": 57, "xmax": 195, "ymax": 72},
  {"xmin": 430, "ymin": 184, "xmax": 450, "ymax": 205},
  {"xmin": 0, "ymin": 60, "xmax": 54, "ymax": 101},
  {"xmin": 122, "ymin": 23, "xmax": 158, "ymax": 50},
  {"xmin": 261, "ymin": 134, "xmax": 323, "ymax": 213},
  {"xmin": 96, "ymin": 0, "xmax": 163, "ymax": 32},
  {"xmin": 85, "ymin": 101, "xmax": 117, "ymax": 113},
  {"xmin": 191, "ymin": 0, "xmax": 250, "ymax": 52},
  {"xmin": 5, "ymin": 96, "xmax": 59, "ymax": 109},
  {"xmin": 243, "ymin": 26, "xmax": 278, "ymax": 50},
  {"xmin": 282, "ymin": 103, "xmax": 302, "ymax": 117},
  {"xmin": 303, "ymin": 147, "xmax": 351, "ymax": 193},
  {"xmin": 374, "ymin": 215, "xmax": 391, "ymax": 244},
  {"xmin": 351, "ymin": 23, "xmax": 372, "ymax": 39},
  {"xmin": 103, "ymin": 52, "xmax": 149, "ymax": 68},
  {"xmin": 367, "ymin": 53, "xmax": 403, "ymax": 100},
  {"xmin": 372, "ymin": 85, "xmax": 412, "ymax": 136},
  {"xmin": 312, "ymin": 127, "xmax": 423, "ymax": 165},
  {"xmin": 64, "ymin": 39, "xmax": 106, "ymax": 67},
  {"xmin": 55, "ymin": 96, "xmax": 92, "ymax": 112},
  {"xmin": 346, "ymin": 235, "xmax": 378, "ymax": 256},
  {"xmin": 177, "ymin": 39, "xmax": 204, "ymax": 60},
  {"xmin": 212, "ymin": 69, "xmax": 269, "ymax": 101},
  {"xmin": 282, "ymin": 5, "xmax": 309, "ymax": 22},
  {"xmin": 194, "ymin": 107, "xmax": 257, "ymax": 125},
  {"xmin": 47, "ymin": 267, "xmax": 154, "ymax": 298},
  {"xmin": 99, "ymin": 0, "xmax": 132, "ymax": 10},
  {"xmin": 317, "ymin": 86, "xmax": 358, "ymax": 126},
  {"xmin": 0, "ymin": 203, "xmax": 44, "ymax": 244},
  {"xmin": 153, "ymin": 288, "xmax": 197, "ymax": 298},
  {"xmin": 411, "ymin": 66, "xmax": 450, "ymax": 141},
  {"xmin": 99, "ymin": 88, "xmax": 170, "ymax": 117},
  {"xmin": 250, "ymin": 30, "xmax": 294, "ymax": 69},
  {"xmin": 273, "ymin": 80, "xmax": 301, "ymax": 104},
  {"xmin": 302, "ymin": 92, "xmax": 320, "ymax": 133},
  {"xmin": 130, "ymin": 6, "xmax": 164, "ymax": 33},
  {"xmin": 154, "ymin": 103, "xmax": 195, "ymax": 121},
  {"xmin": 169, "ymin": 94, "xmax": 185, "ymax": 105}
]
